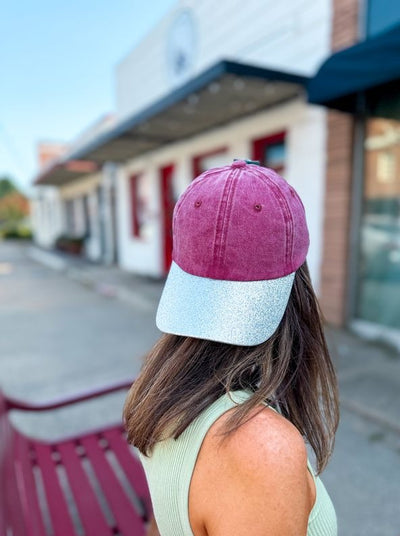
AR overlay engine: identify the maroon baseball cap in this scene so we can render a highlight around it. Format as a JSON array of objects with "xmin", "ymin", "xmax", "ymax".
[{"xmin": 156, "ymin": 159, "xmax": 309, "ymax": 345}]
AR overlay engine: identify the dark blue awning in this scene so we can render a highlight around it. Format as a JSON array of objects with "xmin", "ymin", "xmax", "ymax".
[{"xmin": 308, "ymin": 23, "xmax": 400, "ymax": 115}]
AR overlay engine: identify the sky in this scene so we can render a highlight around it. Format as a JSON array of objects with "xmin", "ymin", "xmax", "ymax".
[{"xmin": 0, "ymin": 0, "xmax": 176, "ymax": 193}]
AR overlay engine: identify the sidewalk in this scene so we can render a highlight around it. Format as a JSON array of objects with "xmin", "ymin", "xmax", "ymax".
[
  {"xmin": 28, "ymin": 245, "xmax": 164, "ymax": 313},
  {"xmin": 327, "ymin": 327, "xmax": 400, "ymax": 436},
  {"xmin": 28, "ymin": 245, "xmax": 400, "ymax": 437}
]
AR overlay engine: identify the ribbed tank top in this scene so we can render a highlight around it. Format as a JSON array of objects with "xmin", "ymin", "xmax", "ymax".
[{"xmin": 139, "ymin": 390, "xmax": 337, "ymax": 536}]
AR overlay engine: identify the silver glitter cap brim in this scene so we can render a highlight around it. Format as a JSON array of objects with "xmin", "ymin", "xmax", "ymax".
[{"xmin": 156, "ymin": 262, "xmax": 295, "ymax": 346}]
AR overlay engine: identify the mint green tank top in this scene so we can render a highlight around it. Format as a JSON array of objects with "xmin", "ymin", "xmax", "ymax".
[{"xmin": 139, "ymin": 390, "xmax": 337, "ymax": 535}]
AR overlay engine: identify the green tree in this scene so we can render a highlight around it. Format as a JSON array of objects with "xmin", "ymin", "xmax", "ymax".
[{"xmin": 0, "ymin": 176, "xmax": 18, "ymax": 198}]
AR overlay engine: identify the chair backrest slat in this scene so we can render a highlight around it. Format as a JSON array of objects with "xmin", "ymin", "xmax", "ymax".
[
  {"xmin": 81, "ymin": 435, "xmax": 146, "ymax": 536},
  {"xmin": 14, "ymin": 434, "xmax": 48, "ymax": 536},
  {"xmin": 103, "ymin": 428, "xmax": 152, "ymax": 519},
  {"xmin": 57, "ymin": 440, "xmax": 114, "ymax": 535},
  {"xmin": 33, "ymin": 442, "xmax": 78, "ymax": 536}
]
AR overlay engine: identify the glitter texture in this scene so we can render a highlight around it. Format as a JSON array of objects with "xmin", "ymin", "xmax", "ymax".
[{"xmin": 156, "ymin": 262, "xmax": 295, "ymax": 346}]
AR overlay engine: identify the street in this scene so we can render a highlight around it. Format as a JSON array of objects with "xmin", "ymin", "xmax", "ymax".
[
  {"xmin": 0, "ymin": 241, "xmax": 160, "ymax": 440},
  {"xmin": 1, "ymin": 241, "xmax": 399, "ymax": 536}
]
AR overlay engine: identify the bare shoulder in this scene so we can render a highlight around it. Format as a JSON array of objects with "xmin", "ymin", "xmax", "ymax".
[
  {"xmin": 189, "ymin": 405, "xmax": 313, "ymax": 536},
  {"xmin": 213, "ymin": 405, "xmax": 308, "ymax": 472}
]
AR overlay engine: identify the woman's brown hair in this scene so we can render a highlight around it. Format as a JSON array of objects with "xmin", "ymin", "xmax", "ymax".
[{"xmin": 123, "ymin": 262, "xmax": 339, "ymax": 474}]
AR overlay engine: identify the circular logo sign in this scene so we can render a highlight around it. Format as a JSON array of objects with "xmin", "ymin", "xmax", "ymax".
[{"xmin": 166, "ymin": 9, "xmax": 197, "ymax": 85}]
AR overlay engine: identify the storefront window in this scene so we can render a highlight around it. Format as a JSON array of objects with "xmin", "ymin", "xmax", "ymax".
[
  {"xmin": 252, "ymin": 132, "xmax": 286, "ymax": 174},
  {"xmin": 192, "ymin": 148, "xmax": 228, "ymax": 177},
  {"xmin": 356, "ymin": 117, "xmax": 400, "ymax": 328},
  {"xmin": 264, "ymin": 142, "xmax": 286, "ymax": 172}
]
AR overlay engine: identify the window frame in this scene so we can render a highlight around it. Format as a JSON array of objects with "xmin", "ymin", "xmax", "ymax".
[
  {"xmin": 252, "ymin": 131, "xmax": 286, "ymax": 173},
  {"xmin": 192, "ymin": 146, "xmax": 229, "ymax": 178}
]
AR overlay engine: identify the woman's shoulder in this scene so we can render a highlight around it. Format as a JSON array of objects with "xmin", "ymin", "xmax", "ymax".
[
  {"xmin": 210, "ymin": 404, "xmax": 308, "ymax": 474},
  {"xmin": 189, "ymin": 403, "xmax": 314, "ymax": 535}
]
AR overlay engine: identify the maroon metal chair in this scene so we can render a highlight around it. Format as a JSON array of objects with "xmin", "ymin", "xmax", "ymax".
[{"xmin": 0, "ymin": 380, "xmax": 151, "ymax": 536}]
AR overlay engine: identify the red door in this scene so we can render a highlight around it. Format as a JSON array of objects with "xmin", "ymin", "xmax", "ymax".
[{"xmin": 160, "ymin": 164, "xmax": 175, "ymax": 274}]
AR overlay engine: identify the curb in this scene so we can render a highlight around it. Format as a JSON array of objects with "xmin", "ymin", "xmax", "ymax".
[{"xmin": 28, "ymin": 246, "xmax": 67, "ymax": 272}]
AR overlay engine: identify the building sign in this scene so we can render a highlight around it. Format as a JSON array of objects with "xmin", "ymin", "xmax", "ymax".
[{"xmin": 166, "ymin": 9, "xmax": 197, "ymax": 86}]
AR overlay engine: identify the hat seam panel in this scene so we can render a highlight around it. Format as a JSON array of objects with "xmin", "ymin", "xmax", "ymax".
[
  {"xmin": 218, "ymin": 169, "xmax": 240, "ymax": 272},
  {"xmin": 212, "ymin": 168, "xmax": 238, "ymax": 272},
  {"xmin": 258, "ymin": 171, "xmax": 295, "ymax": 267},
  {"xmin": 252, "ymin": 167, "xmax": 291, "ymax": 270}
]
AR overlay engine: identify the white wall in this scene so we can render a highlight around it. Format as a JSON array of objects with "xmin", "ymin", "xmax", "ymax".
[
  {"xmin": 116, "ymin": 166, "xmax": 162, "ymax": 277},
  {"xmin": 116, "ymin": 0, "xmax": 331, "ymax": 120},
  {"xmin": 286, "ymin": 107, "xmax": 327, "ymax": 292},
  {"xmin": 117, "ymin": 98, "xmax": 326, "ymax": 293},
  {"xmin": 85, "ymin": 189, "xmax": 102, "ymax": 261},
  {"xmin": 31, "ymin": 186, "xmax": 64, "ymax": 248},
  {"xmin": 101, "ymin": 163, "xmax": 118, "ymax": 266}
]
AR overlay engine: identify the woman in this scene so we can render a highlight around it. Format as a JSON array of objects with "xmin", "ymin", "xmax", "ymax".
[{"xmin": 124, "ymin": 160, "xmax": 339, "ymax": 535}]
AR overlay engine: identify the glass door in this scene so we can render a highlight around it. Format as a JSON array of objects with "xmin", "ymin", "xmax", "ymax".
[{"xmin": 356, "ymin": 117, "xmax": 400, "ymax": 328}]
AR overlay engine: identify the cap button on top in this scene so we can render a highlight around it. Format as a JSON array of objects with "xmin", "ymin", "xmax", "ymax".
[{"xmin": 231, "ymin": 159, "xmax": 246, "ymax": 169}]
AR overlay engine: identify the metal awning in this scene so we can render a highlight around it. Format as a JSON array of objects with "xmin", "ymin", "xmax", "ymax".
[
  {"xmin": 35, "ymin": 60, "xmax": 307, "ymax": 186},
  {"xmin": 35, "ymin": 160, "xmax": 100, "ymax": 186},
  {"xmin": 308, "ymin": 23, "xmax": 400, "ymax": 115}
]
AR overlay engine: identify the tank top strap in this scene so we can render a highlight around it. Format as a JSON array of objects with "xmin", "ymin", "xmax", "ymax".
[{"xmin": 176, "ymin": 390, "xmax": 253, "ymax": 534}]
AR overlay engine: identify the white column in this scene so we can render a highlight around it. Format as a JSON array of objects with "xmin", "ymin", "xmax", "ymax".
[{"xmin": 101, "ymin": 162, "xmax": 118, "ymax": 265}]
